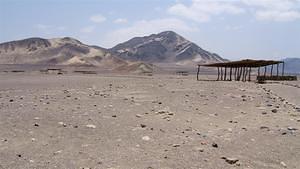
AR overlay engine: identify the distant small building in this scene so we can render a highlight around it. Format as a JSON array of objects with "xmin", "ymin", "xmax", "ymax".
[
  {"xmin": 40, "ymin": 68, "xmax": 64, "ymax": 74},
  {"xmin": 176, "ymin": 71, "xmax": 189, "ymax": 76}
]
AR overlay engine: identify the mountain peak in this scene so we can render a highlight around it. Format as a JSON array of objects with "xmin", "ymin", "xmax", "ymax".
[
  {"xmin": 110, "ymin": 31, "xmax": 226, "ymax": 65},
  {"xmin": 60, "ymin": 37, "xmax": 82, "ymax": 44},
  {"xmin": 157, "ymin": 30, "xmax": 177, "ymax": 36}
]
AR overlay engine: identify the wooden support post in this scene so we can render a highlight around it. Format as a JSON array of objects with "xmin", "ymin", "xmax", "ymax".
[
  {"xmin": 236, "ymin": 67, "xmax": 239, "ymax": 81},
  {"xmin": 264, "ymin": 66, "xmax": 267, "ymax": 78},
  {"xmin": 239, "ymin": 67, "xmax": 243, "ymax": 81},
  {"xmin": 217, "ymin": 67, "xmax": 220, "ymax": 81},
  {"xmin": 220, "ymin": 67, "xmax": 223, "ymax": 81},
  {"xmin": 197, "ymin": 65, "xmax": 200, "ymax": 81},
  {"xmin": 245, "ymin": 67, "xmax": 248, "ymax": 82},
  {"xmin": 224, "ymin": 67, "xmax": 227, "ymax": 81},
  {"xmin": 282, "ymin": 62, "xmax": 285, "ymax": 76},
  {"xmin": 234, "ymin": 67, "xmax": 237, "ymax": 81},
  {"xmin": 231, "ymin": 67, "xmax": 232, "ymax": 81},
  {"xmin": 271, "ymin": 64, "xmax": 273, "ymax": 77},
  {"xmin": 236, "ymin": 68, "xmax": 240, "ymax": 81},
  {"xmin": 242, "ymin": 67, "xmax": 246, "ymax": 82},
  {"xmin": 248, "ymin": 67, "xmax": 251, "ymax": 81},
  {"xmin": 258, "ymin": 67, "xmax": 260, "ymax": 77},
  {"xmin": 276, "ymin": 63, "xmax": 279, "ymax": 77}
]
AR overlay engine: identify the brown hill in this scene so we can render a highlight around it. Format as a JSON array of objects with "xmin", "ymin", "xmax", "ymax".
[{"xmin": 0, "ymin": 37, "xmax": 128, "ymax": 70}]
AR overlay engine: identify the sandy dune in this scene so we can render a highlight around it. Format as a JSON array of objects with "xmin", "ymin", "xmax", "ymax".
[{"xmin": 0, "ymin": 73, "xmax": 299, "ymax": 169}]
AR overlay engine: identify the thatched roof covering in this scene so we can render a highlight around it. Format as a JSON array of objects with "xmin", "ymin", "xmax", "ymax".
[{"xmin": 199, "ymin": 59, "xmax": 283, "ymax": 68}]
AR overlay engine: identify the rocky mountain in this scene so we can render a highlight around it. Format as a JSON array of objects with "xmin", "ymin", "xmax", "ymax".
[
  {"xmin": 110, "ymin": 31, "xmax": 226, "ymax": 65},
  {"xmin": 0, "ymin": 31, "xmax": 226, "ymax": 72},
  {"xmin": 0, "ymin": 37, "xmax": 127, "ymax": 69}
]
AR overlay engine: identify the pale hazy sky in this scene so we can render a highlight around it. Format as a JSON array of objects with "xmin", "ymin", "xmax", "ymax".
[{"xmin": 1, "ymin": 0, "xmax": 300, "ymax": 60}]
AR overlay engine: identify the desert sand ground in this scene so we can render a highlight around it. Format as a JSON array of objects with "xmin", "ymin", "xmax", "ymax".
[{"xmin": 0, "ymin": 73, "xmax": 299, "ymax": 169}]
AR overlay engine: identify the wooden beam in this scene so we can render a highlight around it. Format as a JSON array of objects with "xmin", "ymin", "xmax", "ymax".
[
  {"xmin": 264, "ymin": 66, "xmax": 267, "ymax": 77},
  {"xmin": 217, "ymin": 67, "xmax": 220, "ymax": 81},
  {"xmin": 239, "ymin": 67, "xmax": 243, "ymax": 81},
  {"xmin": 221, "ymin": 67, "xmax": 223, "ymax": 81},
  {"xmin": 245, "ymin": 67, "xmax": 248, "ymax": 82},
  {"xmin": 242, "ymin": 67, "xmax": 246, "ymax": 82},
  {"xmin": 258, "ymin": 67, "xmax": 260, "ymax": 77},
  {"xmin": 229, "ymin": 67, "xmax": 232, "ymax": 81},
  {"xmin": 248, "ymin": 67, "xmax": 251, "ymax": 81},
  {"xmin": 236, "ymin": 67, "xmax": 239, "ymax": 81},
  {"xmin": 234, "ymin": 67, "xmax": 237, "ymax": 81},
  {"xmin": 271, "ymin": 64, "xmax": 273, "ymax": 76},
  {"xmin": 282, "ymin": 62, "xmax": 285, "ymax": 76},
  {"xmin": 224, "ymin": 67, "xmax": 227, "ymax": 81},
  {"xmin": 277, "ymin": 63, "xmax": 279, "ymax": 77},
  {"xmin": 197, "ymin": 65, "xmax": 200, "ymax": 81}
]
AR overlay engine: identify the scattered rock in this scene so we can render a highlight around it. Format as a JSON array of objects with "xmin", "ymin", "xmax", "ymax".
[
  {"xmin": 260, "ymin": 126, "xmax": 270, "ymax": 131},
  {"xmin": 140, "ymin": 124, "xmax": 147, "ymax": 128},
  {"xmin": 201, "ymin": 141, "xmax": 208, "ymax": 145},
  {"xmin": 112, "ymin": 115, "xmax": 117, "ymax": 118},
  {"xmin": 9, "ymin": 99, "xmax": 14, "ymax": 102},
  {"xmin": 212, "ymin": 143, "xmax": 218, "ymax": 148},
  {"xmin": 142, "ymin": 136, "xmax": 150, "ymax": 141},
  {"xmin": 160, "ymin": 129, "xmax": 165, "ymax": 133},
  {"xmin": 33, "ymin": 123, "xmax": 39, "ymax": 127},
  {"xmin": 156, "ymin": 110, "xmax": 168, "ymax": 114},
  {"xmin": 271, "ymin": 109, "xmax": 278, "ymax": 113},
  {"xmin": 86, "ymin": 124, "xmax": 96, "ymax": 129},
  {"xmin": 280, "ymin": 161, "xmax": 287, "ymax": 168},
  {"xmin": 196, "ymin": 147, "xmax": 204, "ymax": 152},
  {"xmin": 287, "ymin": 127, "xmax": 298, "ymax": 131},
  {"xmin": 53, "ymin": 150, "xmax": 62, "ymax": 155},
  {"xmin": 58, "ymin": 122, "xmax": 67, "ymax": 127},
  {"xmin": 172, "ymin": 144, "xmax": 180, "ymax": 147},
  {"xmin": 135, "ymin": 114, "xmax": 143, "ymax": 118},
  {"xmin": 221, "ymin": 157, "xmax": 239, "ymax": 165}
]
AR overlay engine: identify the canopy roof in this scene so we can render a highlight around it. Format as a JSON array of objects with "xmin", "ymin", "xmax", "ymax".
[{"xmin": 199, "ymin": 59, "xmax": 283, "ymax": 68}]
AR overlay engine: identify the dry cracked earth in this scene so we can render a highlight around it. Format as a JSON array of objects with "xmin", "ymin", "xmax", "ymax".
[{"xmin": 0, "ymin": 73, "xmax": 299, "ymax": 169}]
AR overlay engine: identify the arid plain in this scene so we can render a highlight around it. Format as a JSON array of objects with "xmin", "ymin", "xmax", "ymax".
[{"xmin": 0, "ymin": 72, "xmax": 299, "ymax": 169}]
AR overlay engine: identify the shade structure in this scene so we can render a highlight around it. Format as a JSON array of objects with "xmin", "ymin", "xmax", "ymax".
[
  {"xmin": 198, "ymin": 59, "xmax": 283, "ymax": 68},
  {"xmin": 196, "ymin": 59, "xmax": 289, "ymax": 82}
]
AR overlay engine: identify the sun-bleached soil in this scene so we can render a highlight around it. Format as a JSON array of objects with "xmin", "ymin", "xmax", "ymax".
[{"xmin": 0, "ymin": 73, "xmax": 299, "ymax": 169}]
